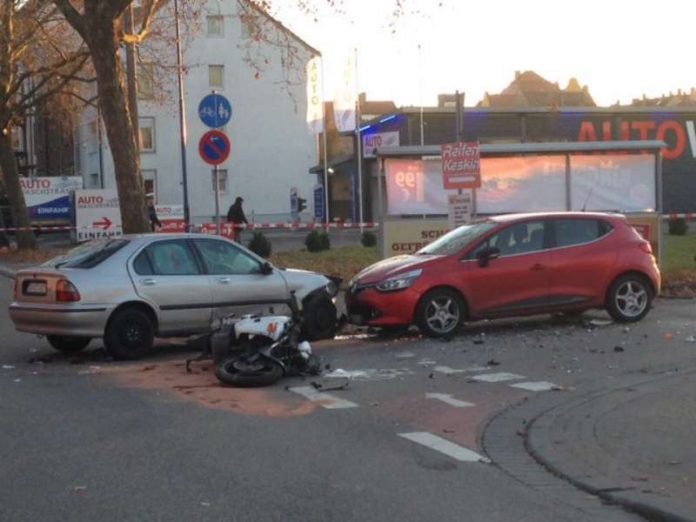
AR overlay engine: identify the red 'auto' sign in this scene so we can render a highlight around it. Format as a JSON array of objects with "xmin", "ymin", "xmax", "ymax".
[{"xmin": 441, "ymin": 141, "xmax": 481, "ymax": 189}]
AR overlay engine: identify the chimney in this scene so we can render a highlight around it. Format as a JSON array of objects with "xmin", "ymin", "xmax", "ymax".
[
  {"xmin": 515, "ymin": 70, "xmax": 521, "ymax": 80},
  {"xmin": 359, "ymin": 92, "xmax": 367, "ymax": 104}
]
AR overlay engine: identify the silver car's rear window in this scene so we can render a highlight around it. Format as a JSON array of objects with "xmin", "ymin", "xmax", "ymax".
[{"xmin": 44, "ymin": 239, "xmax": 130, "ymax": 269}]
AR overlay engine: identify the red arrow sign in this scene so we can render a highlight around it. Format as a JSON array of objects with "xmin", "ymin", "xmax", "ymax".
[{"xmin": 93, "ymin": 217, "xmax": 112, "ymax": 230}]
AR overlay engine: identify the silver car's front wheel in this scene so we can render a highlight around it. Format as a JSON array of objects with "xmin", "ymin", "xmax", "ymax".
[
  {"xmin": 607, "ymin": 275, "xmax": 652, "ymax": 322},
  {"xmin": 416, "ymin": 288, "xmax": 465, "ymax": 337}
]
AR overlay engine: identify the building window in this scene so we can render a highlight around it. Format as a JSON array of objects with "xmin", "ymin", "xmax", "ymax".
[
  {"xmin": 207, "ymin": 15, "xmax": 224, "ymax": 37},
  {"xmin": 90, "ymin": 173, "xmax": 100, "ymax": 188},
  {"xmin": 142, "ymin": 169, "xmax": 157, "ymax": 199},
  {"xmin": 212, "ymin": 169, "xmax": 227, "ymax": 193},
  {"xmin": 139, "ymin": 117, "xmax": 155, "ymax": 152},
  {"xmin": 209, "ymin": 65, "xmax": 224, "ymax": 89},
  {"xmin": 137, "ymin": 63, "xmax": 156, "ymax": 99}
]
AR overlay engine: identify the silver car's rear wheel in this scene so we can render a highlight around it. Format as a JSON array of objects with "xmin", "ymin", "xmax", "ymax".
[
  {"xmin": 104, "ymin": 308, "xmax": 155, "ymax": 360},
  {"xmin": 606, "ymin": 275, "xmax": 652, "ymax": 322},
  {"xmin": 416, "ymin": 288, "xmax": 465, "ymax": 338}
]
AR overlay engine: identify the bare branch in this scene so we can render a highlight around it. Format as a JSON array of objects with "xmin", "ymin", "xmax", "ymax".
[{"xmin": 53, "ymin": 0, "xmax": 86, "ymax": 37}]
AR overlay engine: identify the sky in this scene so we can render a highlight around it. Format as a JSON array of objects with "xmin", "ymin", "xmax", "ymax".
[{"xmin": 271, "ymin": 0, "xmax": 696, "ymax": 108}]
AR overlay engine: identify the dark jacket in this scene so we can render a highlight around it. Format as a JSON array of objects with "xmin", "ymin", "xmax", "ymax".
[
  {"xmin": 227, "ymin": 201, "xmax": 248, "ymax": 224},
  {"xmin": 148, "ymin": 205, "xmax": 161, "ymax": 230}
]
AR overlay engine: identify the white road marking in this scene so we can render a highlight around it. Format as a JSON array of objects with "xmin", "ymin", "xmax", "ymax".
[
  {"xmin": 323, "ymin": 368, "xmax": 413, "ymax": 381},
  {"xmin": 398, "ymin": 432, "xmax": 489, "ymax": 463},
  {"xmin": 510, "ymin": 381, "xmax": 557, "ymax": 392},
  {"xmin": 471, "ymin": 372, "xmax": 525, "ymax": 383},
  {"xmin": 288, "ymin": 386, "xmax": 358, "ymax": 409},
  {"xmin": 425, "ymin": 393, "xmax": 475, "ymax": 408},
  {"xmin": 434, "ymin": 365, "xmax": 490, "ymax": 375}
]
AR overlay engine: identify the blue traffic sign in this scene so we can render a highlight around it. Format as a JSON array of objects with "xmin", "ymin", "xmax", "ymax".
[
  {"xmin": 199, "ymin": 130, "xmax": 231, "ymax": 165},
  {"xmin": 313, "ymin": 185, "xmax": 325, "ymax": 222},
  {"xmin": 198, "ymin": 93, "xmax": 232, "ymax": 128}
]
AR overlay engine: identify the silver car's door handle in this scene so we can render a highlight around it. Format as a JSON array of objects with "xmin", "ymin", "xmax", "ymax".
[
  {"xmin": 141, "ymin": 278, "xmax": 157, "ymax": 286},
  {"xmin": 217, "ymin": 277, "xmax": 231, "ymax": 284}
]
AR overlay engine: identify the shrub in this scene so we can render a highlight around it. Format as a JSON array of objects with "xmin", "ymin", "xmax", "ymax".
[
  {"xmin": 247, "ymin": 231, "xmax": 271, "ymax": 258},
  {"xmin": 305, "ymin": 229, "xmax": 330, "ymax": 252},
  {"xmin": 361, "ymin": 231, "xmax": 377, "ymax": 247},
  {"xmin": 668, "ymin": 217, "xmax": 688, "ymax": 236}
]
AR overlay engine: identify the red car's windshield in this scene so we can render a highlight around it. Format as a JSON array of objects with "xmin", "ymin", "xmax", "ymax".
[{"xmin": 417, "ymin": 222, "xmax": 497, "ymax": 256}]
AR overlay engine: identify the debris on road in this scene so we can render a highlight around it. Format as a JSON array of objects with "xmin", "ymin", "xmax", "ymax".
[
  {"xmin": 614, "ymin": 346, "xmax": 625, "ymax": 353},
  {"xmin": 685, "ymin": 336, "xmax": 696, "ymax": 343},
  {"xmin": 487, "ymin": 359, "xmax": 501, "ymax": 366},
  {"xmin": 2, "ymin": 364, "xmax": 14, "ymax": 369},
  {"xmin": 664, "ymin": 333, "xmax": 674, "ymax": 341},
  {"xmin": 395, "ymin": 351, "xmax": 416, "ymax": 359},
  {"xmin": 589, "ymin": 319, "xmax": 613, "ymax": 327},
  {"xmin": 309, "ymin": 380, "xmax": 349, "ymax": 392}
]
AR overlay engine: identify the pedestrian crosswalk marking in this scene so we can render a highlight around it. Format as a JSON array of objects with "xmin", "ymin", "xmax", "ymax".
[
  {"xmin": 510, "ymin": 381, "xmax": 557, "ymax": 392},
  {"xmin": 398, "ymin": 432, "xmax": 489, "ymax": 463},
  {"xmin": 471, "ymin": 372, "xmax": 525, "ymax": 383},
  {"xmin": 288, "ymin": 386, "xmax": 358, "ymax": 409},
  {"xmin": 425, "ymin": 393, "xmax": 475, "ymax": 408}
]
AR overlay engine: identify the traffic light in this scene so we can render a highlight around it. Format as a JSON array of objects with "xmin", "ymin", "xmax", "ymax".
[{"xmin": 297, "ymin": 197, "xmax": 307, "ymax": 213}]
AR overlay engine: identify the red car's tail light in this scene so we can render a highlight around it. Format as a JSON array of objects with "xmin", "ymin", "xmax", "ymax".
[
  {"xmin": 639, "ymin": 241, "xmax": 653, "ymax": 255},
  {"xmin": 56, "ymin": 280, "xmax": 81, "ymax": 302}
]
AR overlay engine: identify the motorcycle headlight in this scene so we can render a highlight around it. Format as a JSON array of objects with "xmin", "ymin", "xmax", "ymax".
[{"xmin": 376, "ymin": 269, "xmax": 422, "ymax": 292}]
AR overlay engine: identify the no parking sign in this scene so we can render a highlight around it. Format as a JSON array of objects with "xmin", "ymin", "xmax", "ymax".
[{"xmin": 198, "ymin": 130, "xmax": 231, "ymax": 165}]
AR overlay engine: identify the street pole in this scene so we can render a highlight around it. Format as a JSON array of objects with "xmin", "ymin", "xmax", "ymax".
[
  {"xmin": 321, "ymin": 62, "xmax": 330, "ymax": 228},
  {"xmin": 214, "ymin": 166, "xmax": 221, "ymax": 235},
  {"xmin": 354, "ymin": 48, "xmax": 364, "ymax": 232},
  {"xmin": 174, "ymin": 0, "xmax": 191, "ymax": 230}
]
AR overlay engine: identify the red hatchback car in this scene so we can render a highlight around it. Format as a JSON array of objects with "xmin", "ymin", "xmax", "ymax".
[{"xmin": 346, "ymin": 212, "xmax": 660, "ymax": 337}]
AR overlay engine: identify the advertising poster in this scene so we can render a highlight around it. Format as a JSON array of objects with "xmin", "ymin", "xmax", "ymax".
[
  {"xmin": 73, "ymin": 189, "xmax": 122, "ymax": 241},
  {"xmin": 21, "ymin": 176, "xmax": 82, "ymax": 221}
]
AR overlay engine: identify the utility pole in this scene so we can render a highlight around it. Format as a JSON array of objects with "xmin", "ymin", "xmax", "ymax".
[{"xmin": 174, "ymin": 0, "xmax": 191, "ymax": 229}]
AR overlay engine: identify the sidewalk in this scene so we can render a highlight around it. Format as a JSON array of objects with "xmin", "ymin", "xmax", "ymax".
[{"xmin": 528, "ymin": 368, "xmax": 696, "ymax": 522}]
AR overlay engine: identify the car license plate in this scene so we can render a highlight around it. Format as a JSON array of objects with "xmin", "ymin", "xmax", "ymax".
[{"xmin": 24, "ymin": 281, "xmax": 47, "ymax": 296}]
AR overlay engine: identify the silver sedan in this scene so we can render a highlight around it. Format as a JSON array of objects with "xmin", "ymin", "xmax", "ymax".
[{"xmin": 9, "ymin": 234, "xmax": 339, "ymax": 359}]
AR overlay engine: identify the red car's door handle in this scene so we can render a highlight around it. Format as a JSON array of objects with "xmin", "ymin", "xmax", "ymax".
[{"xmin": 530, "ymin": 264, "xmax": 545, "ymax": 271}]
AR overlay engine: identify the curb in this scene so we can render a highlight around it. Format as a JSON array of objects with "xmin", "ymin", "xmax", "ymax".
[
  {"xmin": 524, "ymin": 370, "xmax": 696, "ymax": 522},
  {"xmin": 0, "ymin": 263, "xmax": 16, "ymax": 280}
]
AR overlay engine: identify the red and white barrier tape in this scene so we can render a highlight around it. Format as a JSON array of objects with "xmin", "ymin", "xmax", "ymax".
[
  {"xmin": 0, "ymin": 222, "xmax": 379, "ymax": 233},
  {"xmin": 663, "ymin": 213, "xmax": 695, "ymax": 220}
]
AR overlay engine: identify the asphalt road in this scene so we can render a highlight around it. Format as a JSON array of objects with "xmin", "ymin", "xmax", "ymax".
[{"xmin": 2, "ymin": 272, "xmax": 695, "ymax": 522}]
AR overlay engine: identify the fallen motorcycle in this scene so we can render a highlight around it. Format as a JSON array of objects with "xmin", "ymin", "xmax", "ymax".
[{"xmin": 213, "ymin": 292, "xmax": 321, "ymax": 387}]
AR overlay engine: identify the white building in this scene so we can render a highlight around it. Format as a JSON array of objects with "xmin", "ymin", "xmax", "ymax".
[{"xmin": 76, "ymin": 0, "xmax": 319, "ymax": 224}]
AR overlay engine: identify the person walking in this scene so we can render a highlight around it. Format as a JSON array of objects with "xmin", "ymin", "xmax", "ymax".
[
  {"xmin": 146, "ymin": 193, "xmax": 161, "ymax": 232},
  {"xmin": 226, "ymin": 196, "xmax": 248, "ymax": 242}
]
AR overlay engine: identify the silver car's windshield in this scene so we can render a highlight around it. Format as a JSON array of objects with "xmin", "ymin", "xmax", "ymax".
[
  {"xmin": 417, "ymin": 222, "xmax": 497, "ymax": 256},
  {"xmin": 44, "ymin": 239, "xmax": 130, "ymax": 269}
]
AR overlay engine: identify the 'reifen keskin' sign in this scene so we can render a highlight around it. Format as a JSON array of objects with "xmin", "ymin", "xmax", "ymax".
[{"xmin": 441, "ymin": 141, "xmax": 481, "ymax": 190}]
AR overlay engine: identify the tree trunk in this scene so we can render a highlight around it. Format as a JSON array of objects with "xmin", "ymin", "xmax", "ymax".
[
  {"xmin": 85, "ymin": 23, "xmax": 149, "ymax": 234},
  {"xmin": 0, "ymin": 132, "xmax": 36, "ymax": 249}
]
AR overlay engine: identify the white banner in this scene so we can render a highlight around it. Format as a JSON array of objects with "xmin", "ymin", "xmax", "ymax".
[
  {"xmin": 305, "ymin": 56, "xmax": 323, "ymax": 134},
  {"xmin": 570, "ymin": 154, "xmax": 656, "ymax": 212},
  {"xmin": 333, "ymin": 53, "xmax": 356, "ymax": 132},
  {"xmin": 384, "ymin": 154, "xmax": 656, "ymax": 216},
  {"xmin": 20, "ymin": 176, "xmax": 82, "ymax": 221},
  {"xmin": 448, "ymin": 192, "xmax": 472, "ymax": 229},
  {"xmin": 363, "ymin": 131, "xmax": 399, "ymax": 158},
  {"xmin": 73, "ymin": 189, "xmax": 123, "ymax": 241}
]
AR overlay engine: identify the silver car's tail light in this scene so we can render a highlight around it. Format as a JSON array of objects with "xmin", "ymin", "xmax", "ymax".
[{"xmin": 56, "ymin": 280, "xmax": 81, "ymax": 302}]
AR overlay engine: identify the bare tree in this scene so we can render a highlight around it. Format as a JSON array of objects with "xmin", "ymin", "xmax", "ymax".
[
  {"xmin": 52, "ymin": 0, "xmax": 163, "ymax": 234},
  {"xmin": 0, "ymin": 0, "xmax": 89, "ymax": 249}
]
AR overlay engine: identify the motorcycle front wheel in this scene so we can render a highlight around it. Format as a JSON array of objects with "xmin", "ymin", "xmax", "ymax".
[{"xmin": 215, "ymin": 354, "xmax": 283, "ymax": 387}]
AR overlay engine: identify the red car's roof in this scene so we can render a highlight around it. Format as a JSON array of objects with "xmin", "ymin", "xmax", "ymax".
[{"xmin": 486, "ymin": 211, "xmax": 626, "ymax": 223}]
